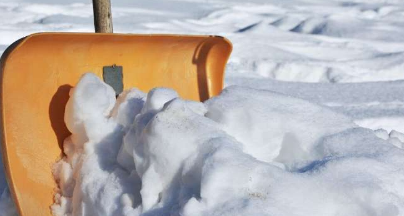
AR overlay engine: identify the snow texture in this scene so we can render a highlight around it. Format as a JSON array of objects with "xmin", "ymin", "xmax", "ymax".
[
  {"xmin": 51, "ymin": 73, "xmax": 404, "ymax": 216},
  {"xmin": 1, "ymin": 0, "xmax": 404, "ymax": 83},
  {"xmin": 1, "ymin": 0, "xmax": 404, "ymax": 214}
]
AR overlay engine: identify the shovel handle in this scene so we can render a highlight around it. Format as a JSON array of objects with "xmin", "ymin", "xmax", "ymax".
[{"xmin": 92, "ymin": 0, "xmax": 113, "ymax": 33}]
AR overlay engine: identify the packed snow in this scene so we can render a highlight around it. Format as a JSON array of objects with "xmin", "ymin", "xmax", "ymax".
[
  {"xmin": 50, "ymin": 73, "xmax": 404, "ymax": 216},
  {"xmin": 1, "ymin": 0, "xmax": 404, "ymax": 215}
]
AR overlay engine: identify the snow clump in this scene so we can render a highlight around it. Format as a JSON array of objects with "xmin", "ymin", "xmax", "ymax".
[{"xmin": 52, "ymin": 73, "xmax": 404, "ymax": 216}]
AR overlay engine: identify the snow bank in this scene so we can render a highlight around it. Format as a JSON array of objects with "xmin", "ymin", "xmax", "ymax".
[{"xmin": 52, "ymin": 73, "xmax": 404, "ymax": 216}]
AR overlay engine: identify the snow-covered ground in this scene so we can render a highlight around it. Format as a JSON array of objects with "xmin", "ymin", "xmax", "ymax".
[
  {"xmin": 52, "ymin": 73, "xmax": 404, "ymax": 216},
  {"xmin": 1, "ymin": 0, "xmax": 404, "ymax": 215},
  {"xmin": 1, "ymin": 0, "xmax": 404, "ymax": 128},
  {"xmin": 2, "ymin": 0, "xmax": 404, "ymax": 83}
]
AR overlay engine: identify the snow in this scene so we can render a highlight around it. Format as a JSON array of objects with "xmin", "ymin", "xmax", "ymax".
[
  {"xmin": 227, "ymin": 78, "xmax": 404, "ymax": 133},
  {"xmin": 205, "ymin": 87, "xmax": 354, "ymax": 166},
  {"xmin": 2, "ymin": 0, "xmax": 404, "ymax": 84},
  {"xmin": 1, "ymin": 0, "xmax": 404, "ymax": 215},
  {"xmin": 51, "ymin": 73, "xmax": 404, "ymax": 216}
]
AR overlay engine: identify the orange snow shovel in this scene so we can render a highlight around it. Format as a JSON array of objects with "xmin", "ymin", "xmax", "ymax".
[{"xmin": 0, "ymin": 1, "xmax": 232, "ymax": 215}]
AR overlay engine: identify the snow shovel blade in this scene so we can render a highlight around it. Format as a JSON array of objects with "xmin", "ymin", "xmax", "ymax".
[{"xmin": 0, "ymin": 33, "xmax": 232, "ymax": 216}]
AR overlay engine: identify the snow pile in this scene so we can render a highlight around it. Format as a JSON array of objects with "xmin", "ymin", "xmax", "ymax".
[{"xmin": 52, "ymin": 73, "xmax": 404, "ymax": 216}]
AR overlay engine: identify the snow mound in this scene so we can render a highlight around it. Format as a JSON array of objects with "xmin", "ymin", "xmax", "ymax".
[{"xmin": 52, "ymin": 73, "xmax": 404, "ymax": 216}]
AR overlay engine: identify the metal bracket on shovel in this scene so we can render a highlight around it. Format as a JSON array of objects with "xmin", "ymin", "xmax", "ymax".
[{"xmin": 103, "ymin": 64, "xmax": 123, "ymax": 96}]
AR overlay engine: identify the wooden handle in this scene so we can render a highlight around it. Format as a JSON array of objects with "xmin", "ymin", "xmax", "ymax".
[{"xmin": 92, "ymin": 0, "xmax": 113, "ymax": 33}]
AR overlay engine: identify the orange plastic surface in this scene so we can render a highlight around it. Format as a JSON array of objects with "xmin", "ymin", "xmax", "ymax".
[{"xmin": 0, "ymin": 33, "xmax": 232, "ymax": 216}]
